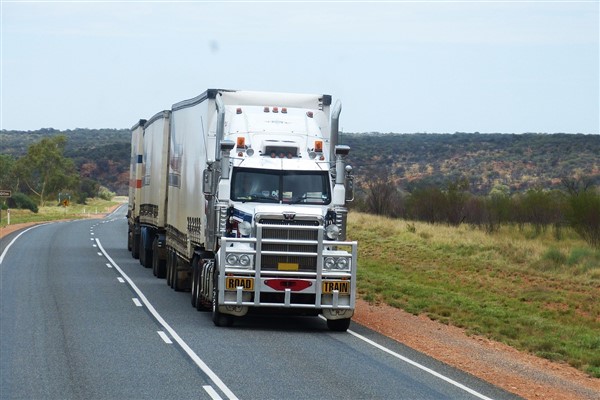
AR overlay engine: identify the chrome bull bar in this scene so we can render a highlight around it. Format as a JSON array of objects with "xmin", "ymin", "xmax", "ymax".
[{"xmin": 217, "ymin": 222, "xmax": 357, "ymax": 310}]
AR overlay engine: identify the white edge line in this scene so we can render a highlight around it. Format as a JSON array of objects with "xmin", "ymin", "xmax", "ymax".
[
  {"xmin": 157, "ymin": 331, "xmax": 173, "ymax": 344},
  {"xmin": 346, "ymin": 326, "xmax": 495, "ymax": 400},
  {"xmin": 95, "ymin": 238, "xmax": 238, "ymax": 400},
  {"xmin": 204, "ymin": 385, "xmax": 224, "ymax": 400},
  {"xmin": 1, "ymin": 224, "xmax": 49, "ymax": 264}
]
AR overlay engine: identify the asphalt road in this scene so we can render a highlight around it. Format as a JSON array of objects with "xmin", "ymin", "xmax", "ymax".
[{"xmin": 1, "ymin": 206, "xmax": 522, "ymax": 400}]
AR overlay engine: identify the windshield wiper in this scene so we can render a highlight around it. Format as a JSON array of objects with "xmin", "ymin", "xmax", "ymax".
[
  {"xmin": 240, "ymin": 193, "xmax": 278, "ymax": 203},
  {"xmin": 290, "ymin": 194, "xmax": 307, "ymax": 204}
]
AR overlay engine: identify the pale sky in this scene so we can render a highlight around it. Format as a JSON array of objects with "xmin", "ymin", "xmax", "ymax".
[{"xmin": 1, "ymin": 0, "xmax": 598, "ymax": 134}]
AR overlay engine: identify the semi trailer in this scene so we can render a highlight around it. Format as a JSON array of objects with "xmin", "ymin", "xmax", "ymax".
[{"xmin": 128, "ymin": 89, "xmax": 357, "ymax": 331}]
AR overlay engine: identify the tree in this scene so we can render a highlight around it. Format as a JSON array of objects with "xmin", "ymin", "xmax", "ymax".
[
  {"xmin": 567, "ymin": 189, "xmax": 600, "ymax": 248},
  {"xmin": 444, "ymin": 178, "xmax": 470, "ymax": 225},
  {"xmin": 0, "ymin": 154, "xmax": 16, "ymax": 190},
  {"xmin": 407, "ymin": 186, "xmax": 446, "ymax": 224},
  {"xmin": 364, "ymin": 171, "xmax": 405, "ymax": 218},
  {"xmin": 14, "ymin": 136, "xmax": 79, "ymax": 206}
]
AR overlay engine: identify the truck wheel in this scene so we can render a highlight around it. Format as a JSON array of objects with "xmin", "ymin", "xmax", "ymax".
[
  {"xmin": 166, "ymin": 250, "xmax": 174, "ymax": 287},
  {"xmin": 191, "ymin": 257, "xmax": 199, "ymax": 307},
  {"xmin": 132, "ymin": 230, "xmax": 140, "ymax": 259},
  {"xmin": 173, "ymin": 260, "xmax": 185, "ymax": 292},
  {"xmin": 152, "ymin": 238, "xmax": 166, "ymax": 278},
  {"xmin": 138, "ymin": 232, "xmax": 145, "ymax": 266},
  {"xmin": 127, "ymin": 228, "xmax": 132, "ymax": 251},
  {"xmin": 212, "ymin": 275, "xmax": 233, "ymax": 327},
  {"xmin": 326, "ymin": 318, "xmax": 351, "ymax": 332}
]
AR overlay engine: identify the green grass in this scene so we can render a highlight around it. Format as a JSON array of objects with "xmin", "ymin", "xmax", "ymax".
[
  {"xmin": 0, "ymin": 197, "xmax": 124, "ymax": 228},
  {"xmin": 349, "ymin": 212, "xmax": 600, "ymax": 377}
]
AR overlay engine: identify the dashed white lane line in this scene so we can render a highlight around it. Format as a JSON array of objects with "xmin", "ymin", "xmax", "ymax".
[
  {"xmin": 117, "ymin": 277, "xmax": 125, "ymax": 283},
  {"xmin": 95, "ymin": 238, "xmax": 238, "ymax": 400},
  {"xmin": 132, "ymin": 298, "xmax": 142, "ymax": 307},
  {"xmin": 157, "ymin": 331, "xmax": 173, "ymax": 344},
  {"xmin": 106, "ymin": 263, "xmax": 112, "ymax": 269}
]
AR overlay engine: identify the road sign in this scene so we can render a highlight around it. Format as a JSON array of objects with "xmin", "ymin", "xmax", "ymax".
[{"xmin": 0, "ymin": 190, "xmax": 11, "ymax": 197}]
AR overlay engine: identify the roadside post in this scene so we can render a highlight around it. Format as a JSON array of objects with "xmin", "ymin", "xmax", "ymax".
[{"xmin": 0, "ymin": 190, "xmax": 12, "ymax": 225}]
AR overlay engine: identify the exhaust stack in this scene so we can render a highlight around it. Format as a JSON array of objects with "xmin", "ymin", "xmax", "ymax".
[{"xmin": 330, "ymin": 100, "xmax": 342, "ymax": 167}]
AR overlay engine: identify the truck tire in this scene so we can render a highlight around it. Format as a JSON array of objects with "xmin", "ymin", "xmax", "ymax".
[
  {"xmin": 326, "ymin": 318, "xmax": 351, "ymax": 332},
  {"xmin": 166, "ymin": 250, "xmax": 175, "ymax": 287},
  {"xmin": 152, "ymin": 238, "xmax": 166, "ymax": 278},
  {"xmin": 127, "ymin": 228, "xmax": 132, "ymax": 252},
  {"xmin": 191, "ymin": 256, "xmax": 199, "ymax": 307},
  {"xmin": 212, "ymin": 274, "xmax": 233, "ymax": 327},
  {"xmin": 132, "ymin": 230, "xmax": 140, "ymax": 259},
  {"xmin": 139, "ymin": 230, "xmax": 152, "ymax": 268},
  {"xmin": 172, "ymin": 257, "xmax": 186, "ymax": 292}
]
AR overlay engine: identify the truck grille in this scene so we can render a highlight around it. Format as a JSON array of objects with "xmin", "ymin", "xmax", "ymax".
[{"xmin": 259, "ymin": 219, "xmax": 319, "ymax": 272}]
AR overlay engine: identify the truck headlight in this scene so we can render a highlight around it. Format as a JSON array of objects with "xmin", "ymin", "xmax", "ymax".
[
  {"xmin": 323, "ymin": 256, "xmax": 351, "ymax": 272},
  {"xmin": 226, "ymin": 254, "xmax": 239, "ymax": 265},
  {"xmin": 325, "ymin": 224, "xmax": 340, "ymax": 240},
  {"xmin": 226, "ymin": 253, "xmax": 252, "ymax": 268},
  {"xmin": 239, "ymin": 254, "xmax": 251, "ymax": 267},
  {"xmin": 336, "ymin": 257, "xmax": 348, "ymax": 270},
  {"xmin": 324, "ymin": 257, "xmax": 335, "ymax": 269}
]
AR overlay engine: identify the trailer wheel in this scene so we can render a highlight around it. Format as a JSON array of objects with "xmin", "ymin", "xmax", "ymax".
[
  {"xmin": 212, "ymin": 275, "xmax": 233, "ymax": 327},
  {"xmin": 152, "ymin": 238, "xmax": 166, "ymax": 278},
  {"xmin": 166, "ymin": 250, "xmax": 174, "ymax": 287},
  {"xmin": 191, "ymin": 256, "xmax": 199, "ymax": 307},
  {"xmin": 132, "ymin": 229, "xmax": 140, "ymax": 259},
  {"xmin": 127, "ymin": 228, "xmax": 132, "ymax": 252},
  {"xmin": 326, "ymin": 318, "xmax": 351, "ymax": 332},
  {"xmin": 173, "ymin": 258, "xmax": 185, "ymax": 292}
]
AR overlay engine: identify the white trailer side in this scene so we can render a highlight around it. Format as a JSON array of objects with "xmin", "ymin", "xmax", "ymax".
[{"xmin": 128, "ymin": 119, "xmax": 145, "ymax": 257}]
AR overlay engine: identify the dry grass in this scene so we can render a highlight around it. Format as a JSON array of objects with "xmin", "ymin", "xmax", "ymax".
[
  {"xmin": 0, "ymin": 197, "xmax": 124, "ymax": 228},
  {"xmin": 348, "ymin": 212, "xmax": 600, "ymax": 377}
]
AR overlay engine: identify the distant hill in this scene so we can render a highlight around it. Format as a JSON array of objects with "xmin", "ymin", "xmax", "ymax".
[
  {"xmin": 341, "ymin": 132, "xmax": 600, "ymax": 195},
  {"xmin": 2, "ymin": 129, "xmax": 598, "ymax": 196}
]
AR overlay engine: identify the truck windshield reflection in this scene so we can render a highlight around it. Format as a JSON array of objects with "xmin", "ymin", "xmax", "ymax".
[{"xmin": 231, "ymin": 168, "xmax": 331, "ymax": 205}]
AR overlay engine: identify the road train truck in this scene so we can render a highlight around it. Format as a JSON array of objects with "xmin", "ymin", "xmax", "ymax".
[{"xmin": 128, "ymin": 89, "xmax": 357, "ymax": 331}]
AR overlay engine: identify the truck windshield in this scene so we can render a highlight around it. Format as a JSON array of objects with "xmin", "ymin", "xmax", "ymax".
[{"xmin": 231, "ymin": 168, "xmax": 331, "ymax": 205}]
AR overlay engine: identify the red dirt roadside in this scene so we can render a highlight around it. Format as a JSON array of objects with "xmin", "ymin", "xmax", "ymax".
[{"xmin": 2, "ymin": 213, "xmax": 599, "ymax": 399}]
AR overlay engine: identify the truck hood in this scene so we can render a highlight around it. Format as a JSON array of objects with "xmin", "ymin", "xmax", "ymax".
[{"xmin": 232, "ymin": 203, "xmax": 326, "ymax": 224}]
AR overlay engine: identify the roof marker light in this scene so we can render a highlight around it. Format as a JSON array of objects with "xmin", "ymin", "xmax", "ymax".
[
  {"xmin": 282, "ymin": 107, "xmax": 287, "ymax": 114},
  {"xmin": 306, "ymin": 111, "xmax": 313, "ymax": 118},
  {"xmin": 264, "ymin": 107, "xmax": 270, "ymax": 113},
  {"xmin": 273, "ymin": 107, "xmax": 279, "ymax": 113},
  {"xmin": 236, "ymin": 108, "xmax": 242, "ymax": 114}
]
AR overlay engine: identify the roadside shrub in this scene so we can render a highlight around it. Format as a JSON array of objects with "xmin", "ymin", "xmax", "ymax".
[
  {"xmin": 567, "ymin": 191, "xmax": 600, "ymax": 248},
  {"xmin": 7, "ymin": 192, "xmax": 38, "ymax": 213},
  {"xmin": 543, "ymin": 247, "xmax": 567, "ymax": 265},
  {"xmin": 98, "ymin": 185, "xmax": 115, "ymax": 201}
]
